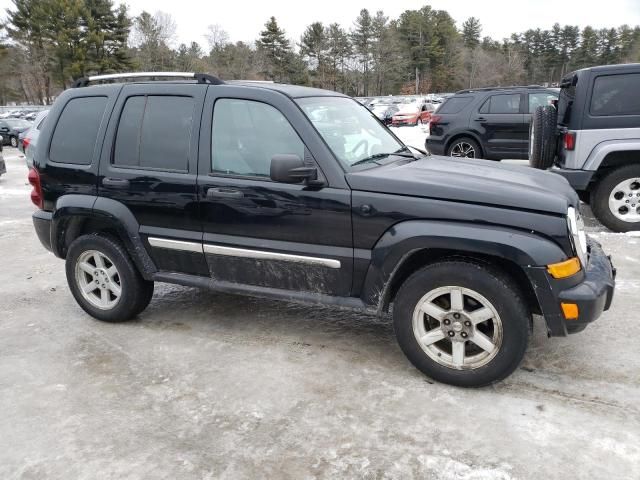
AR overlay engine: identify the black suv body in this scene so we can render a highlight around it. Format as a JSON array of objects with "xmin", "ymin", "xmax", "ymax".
[
  {"xmin": 30, "ymin": 73, "xmax": 614, "ymax": 387},
  {"xmin": 427, "ymin": 86, "xmax": 557, "ymax": 160}
]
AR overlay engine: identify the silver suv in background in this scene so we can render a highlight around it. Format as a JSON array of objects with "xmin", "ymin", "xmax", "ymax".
[{"xmin": 530, "ymin": 63, "xmax": 640, "ymax": 232}]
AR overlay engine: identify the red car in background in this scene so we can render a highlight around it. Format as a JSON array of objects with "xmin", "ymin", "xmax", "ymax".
[{"xmin": 391, "ymin": 103, "xmax": 436, "ymax": 126}]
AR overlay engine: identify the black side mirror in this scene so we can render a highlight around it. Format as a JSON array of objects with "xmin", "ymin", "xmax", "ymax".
[{"xmin": 270, "ymin": 154, "xmax": 318, "ymax": 184}]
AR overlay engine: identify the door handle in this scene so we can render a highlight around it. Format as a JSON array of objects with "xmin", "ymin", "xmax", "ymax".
[
  {"xmin": 207, "ymin": 187, "xmax": 244, "ymax": 199},
  {"xmin": 102, "ymin": 177, "xmax": 130, "ymax": 188},
  {"xmin": 475, "ymin": 117, "xmax": 487, "ymax": 122}
]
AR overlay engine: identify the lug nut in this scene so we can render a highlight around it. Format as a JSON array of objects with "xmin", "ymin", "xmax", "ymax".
[
  {"xmin": 626, "ymin": 200, "xmax": 630, "ymax": 203},
  {"xmin": 448, "ymin": 331, "xmax": 455, "ymax": 337},
  {"xmin": 443, "ymin": 319, "xmax": 451, "ymax": 325},
  {"xmin": 461, "ymin": 332, "xmax": 468, "ymax": 338},
  {"xmin": 453, "ymin": 313, "xmax": 460, "ymax": 319},
  {"xmin": 464, "ymin": 320, "xmax": 471, "ymax": 327}
]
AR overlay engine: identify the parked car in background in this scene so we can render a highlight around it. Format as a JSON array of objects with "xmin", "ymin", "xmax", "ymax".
[
  {"xmin": 23, "ymin": 110, "xmax": 49, "ymax": 168},
  {"xmin": 530, "ymin": 63, "xmax": 640, "ymax": 232},
  {"xmin": 371, "ymin": 104, "xmax": 399, "ymax": 125},
  {"xmin": 392, "ymin": 103, "xmax": 435, "ymax": 126},
  {"xmin": 427, "ymin": 86, "xmax": 557, "ymax": 160},
  {"xmin": 0, "ymin": 118, "xmax": 33, "ymax": 147},
  {"xmin": 0, "ymin": 145, "xmax": 5, "ymax": 178}
]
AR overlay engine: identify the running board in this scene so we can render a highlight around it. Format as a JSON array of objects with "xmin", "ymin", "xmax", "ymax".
[{"xmin": 152, "ymin": 272, "xmax": 372, "ymax": 312}]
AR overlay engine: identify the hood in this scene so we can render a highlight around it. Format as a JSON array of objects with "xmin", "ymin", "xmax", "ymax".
[{"xmin": 346, "ymin": 155, "xmax": 578, "ymax": 215}]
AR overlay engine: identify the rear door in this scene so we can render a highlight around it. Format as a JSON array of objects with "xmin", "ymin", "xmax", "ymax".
[
  {"xmin": 472, "ymin": 93, "xmax": 525, "ymax": 159},
  {"xmin": 196, "ymin": 87, "xmax": 353, "ymax": 296},
  {"xmin": 98, "ymin": 83, "xmax": 208, "ymax": 276}
]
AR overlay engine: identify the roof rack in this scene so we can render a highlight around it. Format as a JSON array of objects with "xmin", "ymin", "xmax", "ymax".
[
  {"xmin": 71, "ymin": 72, "xmax": 225, "ymax": 88},
  {"xmin": 456, "ymin": 85, "xmax": 543, "ymax": 94}
]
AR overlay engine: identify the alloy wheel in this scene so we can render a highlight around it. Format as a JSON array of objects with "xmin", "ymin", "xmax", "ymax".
[
  {"xmin": 412, "ymin": 286, "xmax": 503, "ymax": 370},
  {"xmin": 74, "ymin": 250, "xmax": 122, "ymax": 310},
  {"xmin": 608, "ymin": 178, "xmax": 640, "ymax": 222},
  {"xmin": 450, "ymin": 142, "xmax": 476, "ymax": 158}
]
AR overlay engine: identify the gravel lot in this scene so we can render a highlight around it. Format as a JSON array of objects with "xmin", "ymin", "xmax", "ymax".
[{"xmin": 1, "ymin": 143, "xmax": 639, "ymax": 479}]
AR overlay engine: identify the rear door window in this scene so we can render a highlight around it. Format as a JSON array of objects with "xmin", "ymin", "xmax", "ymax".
[
  {"xmin": 480, "ymin": 94, "xmax": 521, "ymax": 114},
  {"xmin": 438, "ymin": 96, "xmax": 472, "ymax": 114},
  {"xmin": 50, "ymin": 96, "xmax": 108, "ymax": 165},
  {"xmin": 113, "ymin": 95, "xmax": 194, "ymax": 172},
  {"xmin": 528, "ymin": 92, "xmax": 557, "ymax": 113},
  {"xmin": 590, "ymin": 74, "xmax": 640, "ymax": 116}
]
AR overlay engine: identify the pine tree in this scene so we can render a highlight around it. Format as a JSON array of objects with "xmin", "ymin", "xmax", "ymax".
[
  {"xmin": 300, "ymin": 22, "xmax": 328, "ymax": 87},
  {"xmin": 351, "ymin": 9, "xmax": 374, "ymax": 95},
  {"xmin": 256, "ymin": 16, "xmax": 293, "ymax": 82},
  {"xmin": 462, "ymin": 17, "xmax": 481, "ymax": 49}
]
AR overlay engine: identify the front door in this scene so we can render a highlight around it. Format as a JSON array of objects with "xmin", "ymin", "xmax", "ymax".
[
  {"xmin": 196, "ymin": 87, "xmax": 353, "ymax": 296},
  {"xmin": 472, "ymin": 93, "xmax": 525, "ymax": 159},
  {"xmin": 98, "ymin": 83, "xmax": 208, "ymax": 276}
]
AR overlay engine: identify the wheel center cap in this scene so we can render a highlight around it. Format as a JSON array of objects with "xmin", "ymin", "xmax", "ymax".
[{"xmin": 452, "ymin": 321, "xmax": 463, "ymax": 332}]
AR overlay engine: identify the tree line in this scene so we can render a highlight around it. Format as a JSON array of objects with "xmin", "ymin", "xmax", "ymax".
[{"xmin": 1, "ymin": 0, "xmax": 639, "ymax": 104}]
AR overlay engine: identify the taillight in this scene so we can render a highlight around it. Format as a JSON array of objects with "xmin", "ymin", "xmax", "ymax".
[
  {"xmin": 28, "ymin": 168, "xmax": 43, "ymax": 209},
  {"xmin": 23, "ymin": 137, "xmax": 30, "ymax": 151},
  {"xmin": 564, "ymin": 132, "xmax": 576, "ymax": 151},
  {"xmin": 429, "ymin": 114, "xmax": 441, "ymax": 134}
]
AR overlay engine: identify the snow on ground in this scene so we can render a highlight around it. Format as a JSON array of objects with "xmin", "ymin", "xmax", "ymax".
[{"xmin": 389, "ymin": 125, "xmax": 429, "ymax": 150}]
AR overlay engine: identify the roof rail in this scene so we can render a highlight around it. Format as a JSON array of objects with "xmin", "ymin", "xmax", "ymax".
[
  {"xmin": 456, "ymin": 85, "xmax": 543, "ymax": 94},
  {"xmin": 71, "ymin": 72, "xmax": 225, "ymax": 88}
]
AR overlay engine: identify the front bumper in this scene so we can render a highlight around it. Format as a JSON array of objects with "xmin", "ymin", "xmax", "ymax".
[
  {"xmin": 529, "ymin": 239, "xmax": 615, "ymax": 336},
  {"xmin": 558, "ymin": 240, "xmax": 615, "ymax": 333},
  {"xmin": 32, "ymin": 210, "xmax": 53, "ymax": 252}
]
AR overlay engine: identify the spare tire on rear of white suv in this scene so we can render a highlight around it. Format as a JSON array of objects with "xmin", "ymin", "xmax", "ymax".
[{"xmin": 529, "ymin": 105, "xmax": 558, "ymax": 169}]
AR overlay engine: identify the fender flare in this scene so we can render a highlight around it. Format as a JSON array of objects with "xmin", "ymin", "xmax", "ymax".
[
  {"xmin": 360, "ymin": 220, "xmax": 568, "ymax": 311},
  {"xmin": 50, "ymin": 194, "xmax": 156, "ymax": 279},
  {"xmin": 583, "ymin": 139, "xmax": 640, "ymax": 171}
]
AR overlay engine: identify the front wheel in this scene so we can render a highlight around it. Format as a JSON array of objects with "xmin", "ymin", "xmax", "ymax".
[
  {"xmin": 65, "ymin": 234, "xmax": 154, "ymax": 322},
  {"xmin": 447, "ymin": 137, "xmax": 482, "ymax": 159},
  {"xmin": 592, "ymin": 164, "xmax": 640, "ymax": 232},
  {"xmin": 393, "ymin": 261, "xmax": 530, "ymax": 387}
]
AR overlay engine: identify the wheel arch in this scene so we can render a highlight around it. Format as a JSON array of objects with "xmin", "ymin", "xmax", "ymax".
[
  {"xmin": 361, "ymin": 220, "xmax": 568, "ymax": 316},
  {"xmin": 51, "ymin": 195, "xmax": 157, "ymax": 279}
]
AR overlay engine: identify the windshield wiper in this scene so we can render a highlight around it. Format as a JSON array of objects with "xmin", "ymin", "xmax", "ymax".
[{"xmin": 351, "ymin": 148, "xmax": 416, "ymax": 167}]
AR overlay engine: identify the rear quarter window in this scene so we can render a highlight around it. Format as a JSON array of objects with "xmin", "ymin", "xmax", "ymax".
[
  {"xmin": 590, "ymin": 73, "xmax": 640, "ymax": 116},
  {"xmin": 49, "ymin": 96, "xmax": 108, "ymax": 165},
  {"xmin": 437, "ymin": 96, "xmax": 473, "ymax": 114}
]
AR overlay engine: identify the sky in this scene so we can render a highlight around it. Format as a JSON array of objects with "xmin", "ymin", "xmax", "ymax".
[{"xmin": 2, "ymin": 0, "xmax": 640, "ymax": 47}]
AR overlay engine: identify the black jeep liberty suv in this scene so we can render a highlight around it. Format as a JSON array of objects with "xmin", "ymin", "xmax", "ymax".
[{"xmin": 30, "ymin": 72, "xmax": 615, "ymax": 387}]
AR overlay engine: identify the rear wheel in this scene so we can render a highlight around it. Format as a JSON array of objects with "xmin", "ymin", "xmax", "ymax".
[
  {"xmin": 529, "ymin": 105, "xmax": 557, "ymax": 169},
  {"xmin": 447, "ymin": 137, "xmax": 482, "ymax": 159},
  {"xmin": 592, "ymin": 164, "xmax": 640, "ymax": 232},
  {"xmin": 66, "ymin": 234, "xmax": 154, "ymax": 322},
  {"xmin": 393, "ymin": 261, "xmax": 530, "ymax": 387},
  {"xmin": 10, "ymin": 136, "xmax": 17, "ymax": 148}
]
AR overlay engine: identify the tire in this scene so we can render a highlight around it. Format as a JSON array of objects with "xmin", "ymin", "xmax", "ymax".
[
  {"xmin": 591, "ymin": 164, "xmax": 640, "ymax": 232},
  {"xmin": 10, "ymin": 136, "xmax": 18, "ymax": 148},
  {"xmin": 447, "ymin": 137, "xmax": 482, "ymax": 159},
  {"xmin": 65, "ymin": 234, "xmax": 154, "ymax": 322},
  {"xmin": 393, "ymin": 260, "xmax": 530, "ymax": 387},
  {"xmin": 529, "ymin": 105, "xmax": 557, "ymax": 169}
]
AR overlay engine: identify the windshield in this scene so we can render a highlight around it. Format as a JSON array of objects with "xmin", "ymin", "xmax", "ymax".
[
  {"xmin": 5, "ymin": 119, "xmax": 31, "ymax": 128},
  {"xmin": 296, "ymin": 97, "xmax": 405, "ymax": 168}
]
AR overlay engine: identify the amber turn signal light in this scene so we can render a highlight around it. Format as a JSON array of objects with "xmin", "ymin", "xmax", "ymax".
[
  {"xmin": 561, "ymin": 303, "xmax": 579, "ymax": 320},
  {"xmin": 547, "ymin": 257, "xmax": 581, "ymax": 279}
]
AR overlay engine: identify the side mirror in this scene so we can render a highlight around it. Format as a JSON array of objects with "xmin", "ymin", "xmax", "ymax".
[{"xmin": 270, "ymin": 154, "xmax": 318, "ymax": 184}]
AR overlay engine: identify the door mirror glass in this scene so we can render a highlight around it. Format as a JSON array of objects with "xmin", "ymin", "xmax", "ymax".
[{"xmin": 270, "ymin": 154, "xmax": 317, "ymax": 184}]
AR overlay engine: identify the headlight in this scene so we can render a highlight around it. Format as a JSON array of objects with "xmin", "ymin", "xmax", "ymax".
[{"xmin": 567, "ymin": 206, "xmax": 588, "ymax": 266}]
